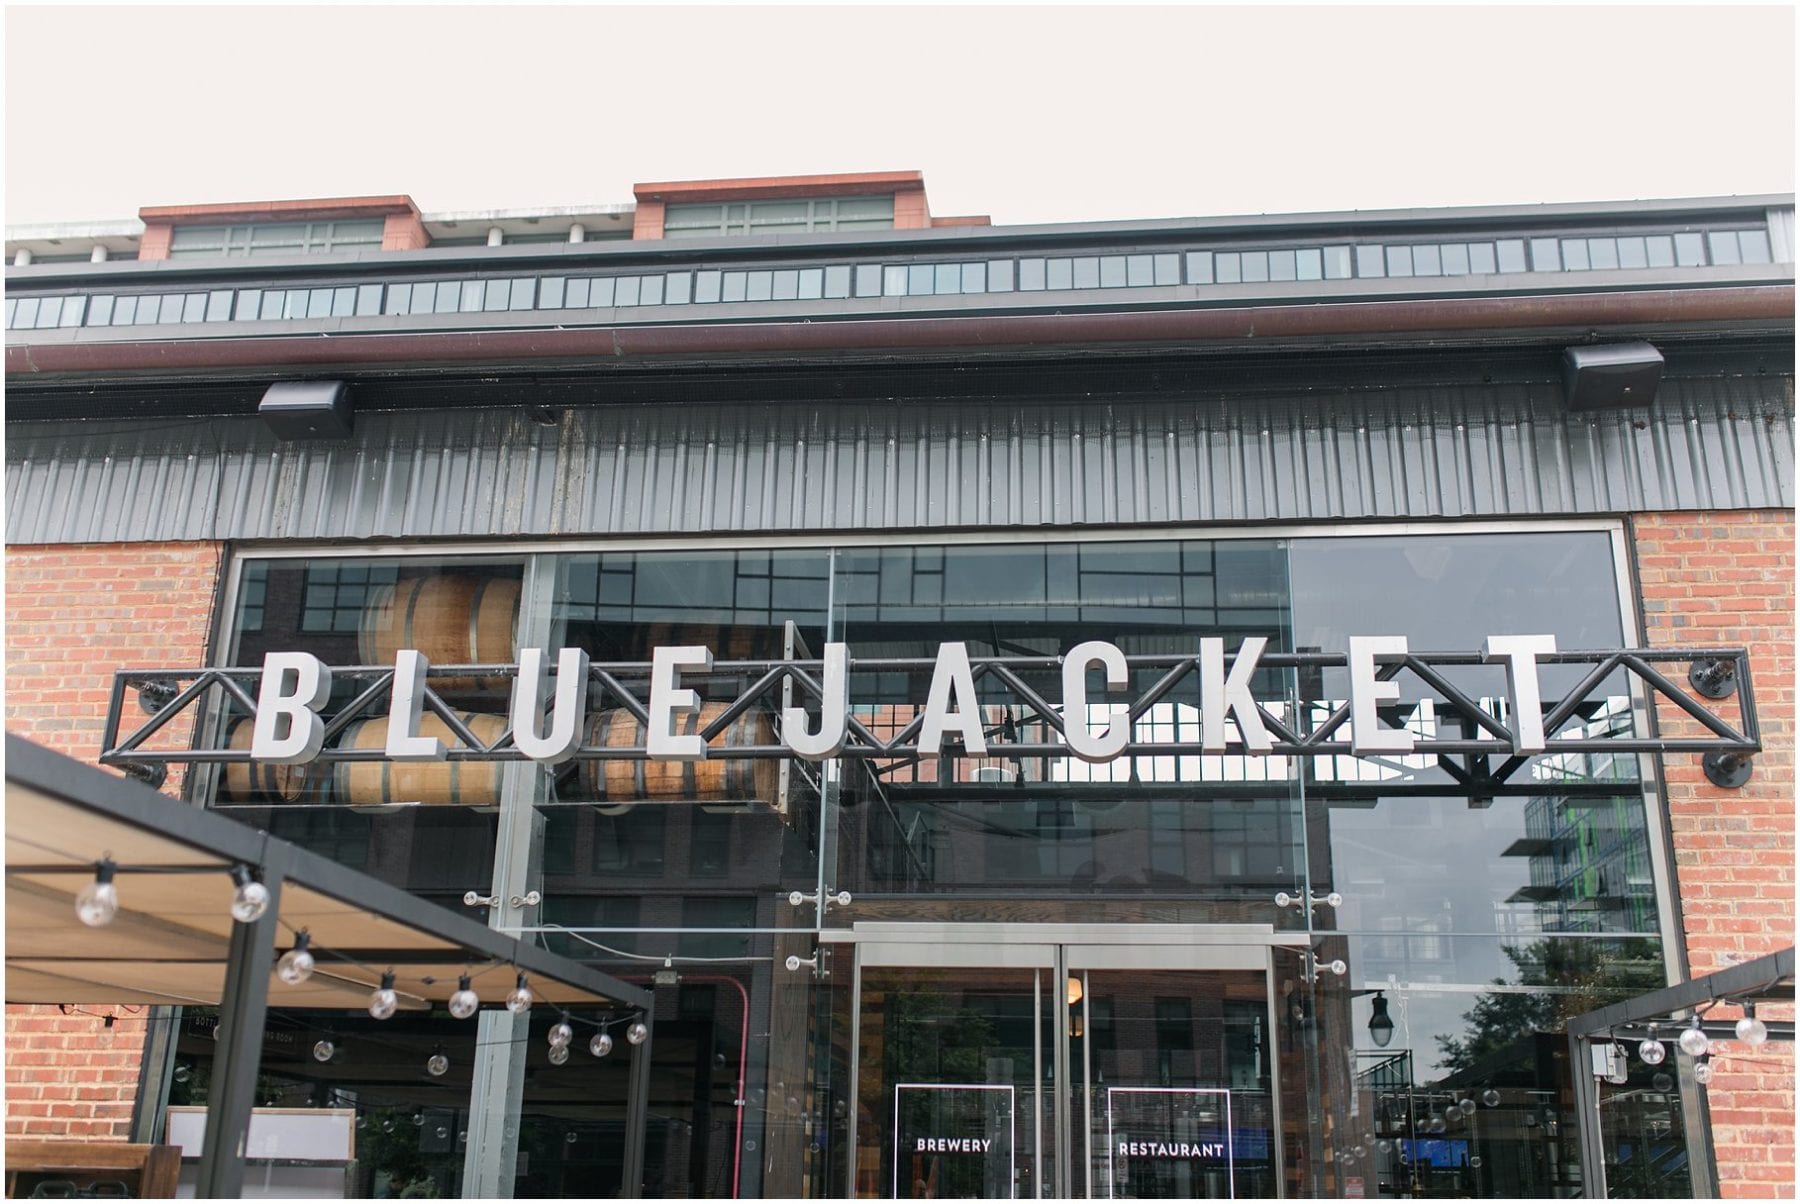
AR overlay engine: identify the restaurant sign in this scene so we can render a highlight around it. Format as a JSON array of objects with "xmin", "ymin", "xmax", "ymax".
[
  {"xmin": 248, "ymin": 635, "xmax": 1562, "ymax": 765},
  {"xmin": 101, "ymin": 637, "xmax": 1760, "ymax": 790}
]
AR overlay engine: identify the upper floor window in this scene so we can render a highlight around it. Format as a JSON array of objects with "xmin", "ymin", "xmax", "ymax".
[
  {"xmin": 663, "ymin": 196, "xmax": 895, "ymax": 238},
  {"xmin": 167, "ymin": 219, "xmax": 385, "ymax": 259}
]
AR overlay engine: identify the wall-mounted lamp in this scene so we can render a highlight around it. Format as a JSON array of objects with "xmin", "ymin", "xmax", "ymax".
[
  {"xmin": 1562, "ymin": 342, "xmax": 1663, "ymax": 411},
  {"xmin": 259, "ymin": 380, "xmax": 353, "ymax": 439}
]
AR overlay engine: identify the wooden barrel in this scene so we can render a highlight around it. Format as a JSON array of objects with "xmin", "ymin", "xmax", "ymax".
[
  {"xmin": 358, "ymin": 574, "xmax": 520, "ymax": 696},
  {"xmin": 222, "ymin": 718, "xmax": 312, "ymax": 802},
  {"xmin": 635, "ymin": 624, "xmax": 779, "ymax": 662},
  {"xmin": 579, "ymin": 702, "xmax": 780, "ymax": 805},
  {"xmin": 332, "ymin": 711, "xmax": 510, "ymax": 806}
]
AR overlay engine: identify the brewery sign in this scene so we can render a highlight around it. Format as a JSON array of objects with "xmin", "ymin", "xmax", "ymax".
[
  {"xmin": 893, "ymin": 1084, "xmax": 1014, "ymax": 1200},
  {"xmin": 245, "ymin": 634, "xmax": 1565, "ymax": 766}
]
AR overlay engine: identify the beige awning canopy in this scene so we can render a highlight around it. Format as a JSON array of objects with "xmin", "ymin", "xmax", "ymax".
[
  {"xmin": 5, "ymin": 734, "xmax": 658, "ymax": 1197},
  {"xmin": 4, "ymin": 737, "xmax": 649, "ymax": 1014}
]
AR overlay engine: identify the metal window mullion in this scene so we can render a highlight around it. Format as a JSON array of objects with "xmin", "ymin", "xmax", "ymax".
[
  {"xmin": 1568, "ymin": 1033, "xmax": 1608, "ymax": 1198},
  {"xmin": 461, "ymin": 553, "xmax": 555, "ymax": 1197},
  {"xmin": 1053, "ymin": 944, "xmax": 1072, "ymax": 1197},
  {"xmin": 845, "ymin": 950, "xmax": 864, "ymax": 1196}
]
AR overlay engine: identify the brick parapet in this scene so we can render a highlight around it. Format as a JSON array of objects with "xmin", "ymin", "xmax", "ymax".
[
  {"xmin": 4, "ymin": 540, "xmax": 222, "ymax": 1142},
  {"xmin": 1632, "ymin": 509, "xmax": 1795, "ymax": 1199}
]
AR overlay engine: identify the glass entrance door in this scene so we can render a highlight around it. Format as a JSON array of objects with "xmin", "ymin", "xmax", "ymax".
[
  {"xmin": 848, "ymin": 927, "xmax": 1291, "ymax": 1200},
  {"xmin": 1071, "ymin": 969, "xmax": 1277, "ymax": 1199}
]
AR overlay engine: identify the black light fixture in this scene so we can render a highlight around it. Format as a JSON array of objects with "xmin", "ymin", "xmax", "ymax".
[
  {"xmin": 259, "ymin": 380, "xmax": 354, "ymax": 439},
  {"xmin": 1368, "ymin": 992, "xmax": 1395, "ymax": 1048},
  {"xmin": 1562, "ymin": 342, "xmax": 1663, "ymax": 411}
]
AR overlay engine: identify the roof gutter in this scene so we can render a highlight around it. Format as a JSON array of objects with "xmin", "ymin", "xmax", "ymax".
[{"xmin": 7, "ymin": 286, "xmax": 1792, "ymax": 380}]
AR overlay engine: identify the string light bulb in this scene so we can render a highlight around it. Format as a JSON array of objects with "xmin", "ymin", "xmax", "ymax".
[
  {"xmin": 1735, "ymin": 1004, "xmax": 1769, "ymax": 1048},
  {"xmin": 312, "ymin": 1040, "xmax": 335, "ymax": 1063},
  {"xmin": 448, "ymin": 975, "xmax": 480, "ymax": 1020},
  {"xmin": 589, "ymin": 1031, "xmax": 613, "ymax": 1058},
  {"xmin": 228, "ymin": 865, "xmax": 270, "ymax": 923},
  {"xmin": 1638, "ymin": 1036, "xmax": 1667, "ymax": 1066},
  {"xmin": 75, "ymin": 859, "xmax": 120, "ymax": 927},
  {"xmin": 548, "ymin": 1043, "xmax": 569, "ymax": 1066},
  {"xmin": 1677, "ymin": 1016, "xmax": 1710, "ymax": 1059},
  {"xmin": 427, "ymin": 1047, "xmax": 449, "ymax": 1077},
  {"xmin": 505, "ymin": 973, "xmax": 533, "ymax": 1014},
  {"xmin": 549, "ymin": 1015, "xmax": 573, "ymax": 1049},
  {"xmin": 275, "ymin": 930, "xmax": 315, "ymax": 986},
  {"xmin": 626, "ymin": 1020, "xmax": 649, "ymax": 1046},
  {"xmin": 1693, "ymin": 1056, "xmax": 1715, "ymax": 1085},
  {"xmin": 368, "ymin": 971, "xmax": 399, "ymax": 1021}
]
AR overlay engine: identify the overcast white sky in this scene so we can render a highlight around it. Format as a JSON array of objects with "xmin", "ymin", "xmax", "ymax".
[{"xmin": 6, "ymin": 5, "xmax": 1794, "ymax": 228}]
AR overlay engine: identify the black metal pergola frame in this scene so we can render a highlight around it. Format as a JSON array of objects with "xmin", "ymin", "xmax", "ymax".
[
  {"xmin": 1565, "ymin": 947, "xmax": 1795, "ymax": 1198},
  {"xmin": 3, "ymin": 735, "xmax": 655, "ymax": 1199}
]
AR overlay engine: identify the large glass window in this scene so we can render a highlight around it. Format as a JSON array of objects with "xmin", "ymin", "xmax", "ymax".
[
  {"xmin": 167, "ymin": 219, "xmax": 385, "ymax": 258},
  {"xmin": 216, "ymin": 555, "xmax": 526, "ymax": 906},
  {"xmin": 663, "ymin": 196, "xmax": 896, "ymax": 238},
  {"xmin": 208, "ymin": 526, "xmax": 1683, "ymax": 1198}
]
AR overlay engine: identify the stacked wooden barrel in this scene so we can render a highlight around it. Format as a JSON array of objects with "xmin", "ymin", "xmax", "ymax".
[
  {"xmin": 221, "ymin": 575, "xmax": 782, "ymax": 811},
  {"xmin": 578, "ymin": 701, "xmax": 780, "ymax": 806},
  {"xmin": 358, "ymin": 574, "xmax": 521, "ymax": 697}
]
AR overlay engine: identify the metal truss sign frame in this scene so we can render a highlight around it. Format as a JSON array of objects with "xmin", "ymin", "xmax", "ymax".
[{"xmin": 100, "ymin": 642, "xmax": 1761, "ymax": 794}]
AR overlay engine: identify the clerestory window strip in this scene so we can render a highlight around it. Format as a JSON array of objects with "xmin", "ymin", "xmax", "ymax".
[{"xmin": 4, "ymin": 227, "xmax": 1781, "ymax": 332}]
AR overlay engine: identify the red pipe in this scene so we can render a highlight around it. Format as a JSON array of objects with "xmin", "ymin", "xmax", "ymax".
[{"xmin": 619, "ymin": 971, "xmax": 749, "ymax": 1198}]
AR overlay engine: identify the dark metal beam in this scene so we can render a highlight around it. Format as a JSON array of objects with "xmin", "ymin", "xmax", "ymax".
[
  {"xmin": 196, "ymin": 844, "xmax": 282, "ymax": 1198},
  {"xmin": 621, "ymin": 1012, "xmax": 654, "ymax": 1196},
  {"xmin": 1565, "ymin": 947, "xmax": 1795, "ymax": 1037}
]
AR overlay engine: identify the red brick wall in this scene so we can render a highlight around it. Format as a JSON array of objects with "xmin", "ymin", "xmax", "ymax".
[
  {"xmin": 5, "ymin": 1010, "xmax": 154, "ymax": 1140},
  {"xmin": 1633, "ymin": 510, "xmax": 1795, "ymax": 1199},
  {"xmin": 135, "ymin": 223, "xmax": 172, "ymax": 261},
  {"xmin": 382, "ymin": 211, "xmax": 429, "ymax": 251},
  {"xmin": 632, "ymin": 198, "xmax": 666, "ymax": 240},
  {"xmin": 631, "ymin": 172, "xmax": 932, "ymax": 238},
  {"xmin": 4, "ymin": 540, "xmax": 222, "ymax": 1141}
]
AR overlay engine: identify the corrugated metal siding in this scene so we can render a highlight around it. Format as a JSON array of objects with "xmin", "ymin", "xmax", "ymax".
[{"xmin": 7, "ymin": 377, "xmax": 1792, "ymax": 545}]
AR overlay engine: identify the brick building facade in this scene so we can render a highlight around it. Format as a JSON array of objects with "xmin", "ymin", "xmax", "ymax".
[
  {"xmin": 4, "ymin": 179, "xmax": 1792, "ymax": 1199},
  {"xmin": 1634, "ymin": 510, "xmax": 1796, "ymax": 1199}
]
